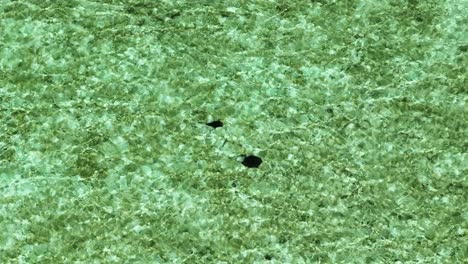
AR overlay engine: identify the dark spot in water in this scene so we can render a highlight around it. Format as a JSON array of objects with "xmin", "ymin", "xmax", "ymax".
[
  {"xmin": 264, "ymin": 254, "xmax": 273, "ymax": 260},
  {"xmin": 168, "ymin": 10, "xmax": 181, "ymax": 19},
  {"xmin": 458, "ymin": 44, "xmax": 468, "ymax": 53},
  {"xmin": 241, "ymin": 155, "xmax": 262, "ymax": 168},
  {"xmin": 221, "ymin": 139, "xmax": 228, "ymax": 148},
  {"xmin": 279, "ymin": 237, "xmax": 288, "ymax": 244},
  {"xmin": 125, "ymin": 6, "xmax": 136, "ymax": 14},
  {"xmin": 206, "ymin": 120, "xmax": 223, "ymax": 128}
]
